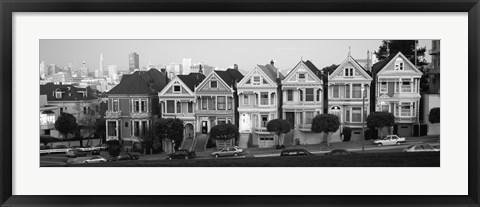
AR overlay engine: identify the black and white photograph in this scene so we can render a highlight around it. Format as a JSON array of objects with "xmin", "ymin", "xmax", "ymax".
[{"xmin": 39, "ymin": 39, "xmax": 440, "ymax": 167}]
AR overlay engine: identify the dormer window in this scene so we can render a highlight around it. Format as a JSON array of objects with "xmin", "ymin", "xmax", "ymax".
[
  {"xmin": 173, "ymin": 85, "xmax": 181, "ymax": 93},
  {"xmin": 55, "ymin": 89, "xmax": 62, "ymax": 98},
  {"xmin": 395, "ymin": 58, "xmax": 404, "ymax": 70},
  {"xmin": 344, "ymin": 68, "xmax": 354, "ymax": 77},
  {"xmin": 210, "ymin": 81, "xmax": 217, "ymax": 88},
  {"xmin": 253, "ymin": 76, "xmax": 261, "ymax": 85}
]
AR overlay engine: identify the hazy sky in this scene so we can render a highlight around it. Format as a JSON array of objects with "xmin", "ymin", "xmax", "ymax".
[{"xmin": 40, "ymin": 40, "xmax": 432, "ymax": 74}]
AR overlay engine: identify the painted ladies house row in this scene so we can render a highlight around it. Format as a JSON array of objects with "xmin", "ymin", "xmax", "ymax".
[{"xmin": 158, "ymin": 68, "xmax": 243, "ymax": 151}]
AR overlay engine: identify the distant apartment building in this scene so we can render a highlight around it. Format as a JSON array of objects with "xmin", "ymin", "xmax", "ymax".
[
  {"xmin": 282, "ymin": 60, "xmax": 324, "ymax": 145},
  {"xmin": 105, "ymin": 69, "xmax": 168, "ymax": 141},
  {"xmin": 40, "ymin": 94, "xmax": 60, "ymax": 138},
  {"xmin": 328, "ymin": 54, "xmax": 372, "ymax": 141},
  {"xmin": 422, "ymin": 40, "xmax": 440, "ymax": 135},
  {"xmin": 40, "ymin": 83, "xmax": 100, "ymax": 138},
  {"xmin": 237, "ymin": 61, "xmax": 283, "ymax": 148},
  {"xmin": 129, "ymin": 52, "xmax": 140, "ymax": 73},
  {"xmin": 182, "ymin": 58, "xmax": 192, "ymax": 75},
  {"xmin": 40, "ymin": 61, "xmax": 46, "ymax": 79},
  {"xmin": 191, "ymin": 63, "xmax": 215, "ymax": 76},
  {"xmin": 108, "ymin": 65, "xmax": 118, "ymax": 83},
  {"xmin": 372, "ymin": 52, "xmax": 423, "ymax": 137}
]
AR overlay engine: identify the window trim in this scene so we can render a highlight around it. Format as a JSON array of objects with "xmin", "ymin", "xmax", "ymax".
[
  {"xmin": 298, "ymin": 73, "xmax": 306, "ymax": 80},
  {"xmin": 173, "ymin": 84, "xmax": 182, "ymax": 93},
  {"xmin": 344, "ymin": 67, "xmax": 354, "ymax": 77},
  {"xmin": 253, "ymin": 76, "xmax": 261, "ymax": 86},
  {"xmin": 210, "ymin": 80, "xmax": 217, "ymax": 88},
  {"xmin": 243, "ymin": 94, "xmax": 249, "ymax": 105},
  {"xmin": 351, "ymin": 107, "xmax": 362, "ymax": 123},
  {"xmin": 332, "ymin": 85, "xmax": 340, "ymax": 99},
  {"xmin": 305, "ymin": 88, "xmax": 314, "ymax": 102},
  {"xmin": 380, "ymin": 81, "xmax": 388, "ymax": 93},
  {"xmin": 287, "ymin": 90, "xmax": 293, "ymax": 101}
]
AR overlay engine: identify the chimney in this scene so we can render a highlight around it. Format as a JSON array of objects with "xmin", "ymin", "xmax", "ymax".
[
  {"xmin": 270, "ymin": 60, "xmax": 275, "ymax": 66},
  {"xmin": 234, "ymin": 64, "xmax": 238, "ymax": 70}
]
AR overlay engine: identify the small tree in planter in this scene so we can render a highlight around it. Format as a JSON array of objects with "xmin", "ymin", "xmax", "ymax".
[
  {"xmin": 429, "ymin": 107, "xmax": 440, "ymax": 124},
  {"xmin": 311, "ymin": 114, "xmax": 340, "ymax": 146},
  {"xmin": 266, "ymin": 119, "xmax": 291, "ymax": 148},
  {"xmin": 366, "ymin": 112, "xmax": 395, "ymax": 139},
  {"xmin": 209, "ymin": 123, "xmax": 239, "ymax": 149},
  {"xmin": 54, "ymin": 112, "xmax": 78, "ymax": 140}
]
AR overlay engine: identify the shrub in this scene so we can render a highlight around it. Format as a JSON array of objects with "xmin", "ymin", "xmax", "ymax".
[
  {"xmin": 429, "ymin": 107, "xmax": 440, "ymax": 124},
  {"xmin": 106, "ymin": 140, "xmax": 121, "ymax": 157}
]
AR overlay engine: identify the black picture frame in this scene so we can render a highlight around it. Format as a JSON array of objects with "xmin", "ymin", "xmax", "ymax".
[{"xmin": 1, "ymin": 0, "xmax": 479, "ymax": 206}]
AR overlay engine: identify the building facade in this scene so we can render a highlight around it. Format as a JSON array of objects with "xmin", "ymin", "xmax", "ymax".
[
  {"xmin": 128, "ymin": 52, "xmax": 140, "ymax": 73},
  {"xmin": 159, "ymin": 73, "xmax": 205, "ymax": 150},
  {"xmin": 328, "ymin": 55, "xmax": 372, "ymax": 141},
  {"xmin": 40, "ymin": 94, "xmax": 60, "ymax": 138},
  {"xmin": 237, "ymin": 62, "xmax": 283, "ymax": 148},
  {"xmin": 105, "ymin": 69, "xmax": 168, "ymax": 142},
  {"xmin": 194, "ymin": 69, "xmax": 244, "ymax": 135},
  {"xmin": 373, "ymin": 52, "xmax": 423, "ymax": 137}
]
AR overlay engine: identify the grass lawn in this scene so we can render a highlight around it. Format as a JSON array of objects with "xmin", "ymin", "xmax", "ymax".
[{"xmin": 68, "ymin": 152, "xmax": 440, "ymax": 167}]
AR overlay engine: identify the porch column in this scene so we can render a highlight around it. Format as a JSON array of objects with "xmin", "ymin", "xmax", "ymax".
[
  {"xmin": 105, "ymin": 120, "xmax": 109, "ymax": 138},
  {"xmin": 116, "ymin": 120, "xmax": 119, "ymax": 138},
  {"xmin": 132, "ymin": 120, "xmax": 135, "ymax": 137},
  {"xmin": 146, "ymin": 99, "xmax": 149, "ymax": 112}
]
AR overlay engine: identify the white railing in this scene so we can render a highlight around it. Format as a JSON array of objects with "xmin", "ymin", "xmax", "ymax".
[{"xmin": 105, "ymin": 111, "xmax": 121, "ymax": 117}]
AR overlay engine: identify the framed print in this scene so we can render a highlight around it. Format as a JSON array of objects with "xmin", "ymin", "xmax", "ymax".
[{"xmin": 1, "ymin": 0, "xmax": 479, "ymax": 206}]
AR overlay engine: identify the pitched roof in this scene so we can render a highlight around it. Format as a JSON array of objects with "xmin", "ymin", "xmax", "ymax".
[
  {"xmin": 107, "ymin": 69, "xmax": 168, "ymax": 95},
  {"xmin": 215, "ymin": 69, "xmax": 244, "ymax": 87},
  {"xmin": 302, "ymin": 60, "xmax": 323, "ymax": 79},
  {"xmin": 177, "ymin": 73, "xmax": 206, "ymax": 91},
  {"xmin": 372, "ymin": 53, "xmax": 396, "ymax": 76},
  {"xmin": 40, "ymin": 83, "xmax": 97, "ymax": 101},
  {"xmin": 257, "ymin": 64, "xmax": 284, "ymax": 82}
]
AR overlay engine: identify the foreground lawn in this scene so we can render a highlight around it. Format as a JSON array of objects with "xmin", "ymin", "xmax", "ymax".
[{"xmin": 67, "ymin": 152, "xmax": 440, "ymax": 167}]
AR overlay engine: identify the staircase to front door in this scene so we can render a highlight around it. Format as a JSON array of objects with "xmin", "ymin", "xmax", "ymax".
[{"xmin": 192, "ymin": 134, "xmax": 208, "ymax": 152}]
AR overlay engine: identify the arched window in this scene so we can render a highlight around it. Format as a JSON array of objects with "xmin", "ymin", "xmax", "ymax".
[
  {"xmin": 330, "ymin": 106, "xmax": 342, "ymax": 121},
  {"xmin": 395, "ymin": 58, "xmax": 404, "ymax": 70}
]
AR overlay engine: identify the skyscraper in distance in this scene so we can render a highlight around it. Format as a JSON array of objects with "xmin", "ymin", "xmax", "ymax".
[
  {"xmin": 99, "ymin": 53, "xmax": 104, "ymax": 76},
  {"xmin": 182, "ymin": 58, "xmax": 192, "ymax": 75},
  {"xmin": 129, "ymin": 52, "xmax": 140, "ymax": 73}
]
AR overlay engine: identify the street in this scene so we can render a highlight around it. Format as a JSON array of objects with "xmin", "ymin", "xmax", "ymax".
[{"xmin": 40, "ymin": 136, "xmax": 440, "ymax": 167}]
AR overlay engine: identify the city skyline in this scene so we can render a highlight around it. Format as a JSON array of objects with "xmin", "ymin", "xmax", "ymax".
[{"xmin": 40, "ymin": 39, "xmax": 433, "ymax": 74}]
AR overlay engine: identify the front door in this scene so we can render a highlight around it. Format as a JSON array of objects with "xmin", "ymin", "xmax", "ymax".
[
  {"xmin": 202, "ymin": 121, "xmax": 208, "ymax": 134},
  {"xmin": 286, "ymin": 112, "xmax": 295, "ymax": 129}
]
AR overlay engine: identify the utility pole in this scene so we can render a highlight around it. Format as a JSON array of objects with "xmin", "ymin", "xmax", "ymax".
[{"xmin": 361, "ymin": 84, "xmax": 366, "ymax": 152}]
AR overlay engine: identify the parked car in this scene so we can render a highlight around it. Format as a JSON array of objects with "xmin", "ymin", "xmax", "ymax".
[
  {"xmin": 167, "ymin": 150, "xmax": 196, "ymax": 160},
  {"xmin": 403, "ymin": 144, "xmax": 440, "ymax": 152},
  {"xmin": 211, "ymin": 146, "xmax": 244, "ymax": 158},
  {"xmin": 373, "ymin": 135, "xmax": 406, "ymax": 146},
  {"xmin": 65, "ymin": 148, "xmax": 87, "ymax": 158},
  {"xmin": 115, "ymin": 153, "xmax": 139, "ymax": 161},
  {"xmin": 83, "ymin": 156, "xmax": 108, "ymax": 164},
  {"xmin": 91, "ymin": 149, "xmax": 101, "ymax": 155},
  {"xmin": 324, "ymin": 149, "xmax": 353, "ymax": 156},
  {"xmin": 280, "ymin": 148, "xmax": 313, "ymax": 156}
]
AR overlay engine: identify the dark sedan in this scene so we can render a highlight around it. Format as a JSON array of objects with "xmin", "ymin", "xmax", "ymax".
[
  {"xmin": 167, "ymin": 150, "xmax": 196, "ymax": 160},
  {"xmin": 280, "ymin": 149, "xmax": 313, "ymax": 156}
]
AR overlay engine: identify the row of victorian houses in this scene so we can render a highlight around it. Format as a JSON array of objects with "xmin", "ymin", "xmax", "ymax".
[{"xmin": 100, "ymin": 51, "xmax": 425, "ymax": 150}]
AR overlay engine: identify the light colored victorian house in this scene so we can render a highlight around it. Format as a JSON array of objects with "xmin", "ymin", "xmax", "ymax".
[
  {"xmin": 194, "ymin": 68, "xmax": 244, "ymax": 148},
  {"xmin": 372, "ymin": 52, "xmax": 423, "ymax": 136},
  {"xmin": 158, "ymin": 73, "xmax": 205, "ymax": 151},
  {"xmin": 195, "ymin": 68, "xmax": 244, "ymax": 134},
  {"xmin": 105, "ymin": 69, "xmax": 168, "ymax": 142},
  {"xmin": 328, "ymin": 54, "xmax": 372, "ymax": 141},
  {"xmin": 237, "ymin": 61, "xmax": 283, "ymax": 148},
  {"xmin": 282, "ymin": 60, "xmax": 324, "ymax": 145}
]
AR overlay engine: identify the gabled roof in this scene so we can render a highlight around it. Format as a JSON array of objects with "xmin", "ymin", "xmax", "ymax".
[
  {"xmin": 329, "ymin": 55, "xmax": 372, "ymax": 81},
  {"xmin": 372, "ymin": 53, "xmax": 396, "ymax": 76},
  {"xmin": 285, "ymin": 60, "xmax": 322, "ymax": 80},
  {"xmin": 215, "ymin": 69, "xmax": 244, "ymax": 87},
  {"xmin": 256, "ymin": 64, "xmax": 284, "ymax": 82},
  {"xmin": 40, "ymin": 83, "xmax": 97, "ymax": 101},
  {"xmin": 374, "ymin": 52, "xmax": 423, "ymax": 76},
  {"xmin": 177, "ymin": 73, "xmax": 206, "ymax": 91},
  {"xmin": 107, "ymin": 69, "xmax": 168, "ymax": 95}
]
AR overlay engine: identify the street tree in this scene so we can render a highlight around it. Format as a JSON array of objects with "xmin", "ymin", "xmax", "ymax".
[
  {"xmin": 429, "ymin": 107, "xmax": 440, "ymax": 124},
  {"xmin": 266, "ymin": 119, "xmax": 291, "ymax": 147},
  {"xmin": 366, "ymin": 112, "xmax": 395, "ymax": 139},
  {"xmin": 94, "ymin": 117, "xmax": 106, "ymax": 143},
  {"xmin": 54, "ymin": 112, "xmax": 78, "ymax": 139},
  {"xmin": 210, "ymin": 123, "xmax": 239, "ymax": 147},
  {"xmin": 155, "ymin": 118, "xmax": 184, "ymax": 151},
  {"xmin": 311, "ymin": 114, "xmax": 340, "ymax": 146},
  {"xmin": 106, "ymin": 139, "xmax": 121, "ymax": 157}
]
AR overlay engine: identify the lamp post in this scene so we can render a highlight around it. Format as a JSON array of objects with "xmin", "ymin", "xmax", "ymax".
[{"xmin": 361, "ymin": 84, "xmax": 366, "ymax": 152}]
